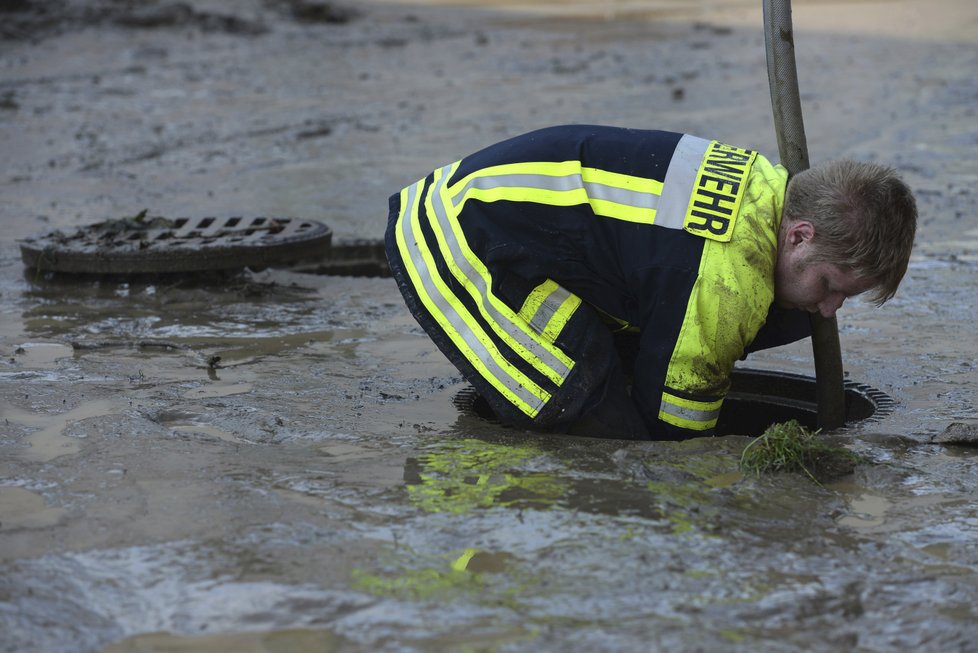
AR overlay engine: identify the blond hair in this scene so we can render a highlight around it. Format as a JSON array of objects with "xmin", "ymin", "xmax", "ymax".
[{"xmin": 783, "ymin": 160, "xmax": 917, "ymax": 304}]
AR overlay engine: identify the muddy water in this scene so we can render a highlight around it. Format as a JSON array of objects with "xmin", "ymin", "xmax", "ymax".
[{"xmin": 2, "ymin": 1, "xmax": 978, "ymax": 651}]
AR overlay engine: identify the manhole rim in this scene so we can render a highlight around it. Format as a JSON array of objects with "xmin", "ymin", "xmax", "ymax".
[
  {"xmin": 19, "ymin": 215, "xmax": 333, "ymax": 274},
  {"xmin": 453, "ymin": 367, "xmax": 896, "ymax": 435}
]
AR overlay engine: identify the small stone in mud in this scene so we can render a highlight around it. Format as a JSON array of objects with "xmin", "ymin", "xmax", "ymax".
[
  {"xmin": 283, "ymin": 0, "xmax": 357, "ymax": 24},
  {"xmin": 931, "ymin": 422, "xmax": 978, "ymax": 446},
  {"xmin": 114, "ymin": 2, "xmax": 268, "ymax": 36},
  {"xmin": 113, "ymin": 3, "xmax": 194, "ymax": 29},
  {"xmin": 0, "ymin": 0, "xmax": 33, "ymax": 11},
  {"xmin": 0, "ymin": 90, "xmax": 18, "ymax": 111}
]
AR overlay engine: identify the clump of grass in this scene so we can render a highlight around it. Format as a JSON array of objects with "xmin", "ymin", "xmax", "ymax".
[{"xmin": 740, "ymin": 419, "xmax": 864, "ymax": 483}]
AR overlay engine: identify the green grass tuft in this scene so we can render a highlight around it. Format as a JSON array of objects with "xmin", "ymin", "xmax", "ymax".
[{"xmin": 740, "ymin": 419, "xmax": 863, "ymax": 483}]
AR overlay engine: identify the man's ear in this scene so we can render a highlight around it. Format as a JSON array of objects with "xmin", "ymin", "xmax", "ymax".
[{"xmin": 785, "ymin": 220, "xmax": 815, "ymax": 248}]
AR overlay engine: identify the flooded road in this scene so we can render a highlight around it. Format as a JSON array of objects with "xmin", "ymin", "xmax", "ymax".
[{"xmin": 2, "ymin": 0, "xmax": 977, "ymax": 651}]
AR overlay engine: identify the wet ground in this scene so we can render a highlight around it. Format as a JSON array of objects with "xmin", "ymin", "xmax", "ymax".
[{"xmin": 1, "ymin": 0, "xmax": 977, "ymax": 651}]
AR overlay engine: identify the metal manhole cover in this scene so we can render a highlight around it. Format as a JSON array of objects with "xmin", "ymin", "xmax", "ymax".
[{"xmin": 19, "ymin": 214, "xmax": 333, "ymax": 275}]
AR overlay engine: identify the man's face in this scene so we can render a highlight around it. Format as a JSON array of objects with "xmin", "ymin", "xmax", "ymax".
[{"xmin": 774, "ymin": 220, "xmax": 875, "ymax": 318}]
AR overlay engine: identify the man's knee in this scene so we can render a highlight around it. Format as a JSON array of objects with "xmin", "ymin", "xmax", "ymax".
[{"xmin": 527, "ymin": 309, "xmax": 649, "ymax": 439}]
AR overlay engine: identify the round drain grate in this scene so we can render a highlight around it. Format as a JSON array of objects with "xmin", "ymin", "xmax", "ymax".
[
  {"xmin": 19, "ymin": 214, "xmax": 333, "ymax": 275},
  {"xmin": 453, "ymin": 368, "xmax": 895, "ymax": 437}
]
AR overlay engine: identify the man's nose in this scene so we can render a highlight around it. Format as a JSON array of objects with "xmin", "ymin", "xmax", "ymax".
[{"xmin": 818, "ymin": 294, "xmax": 846, "ymax": 318}]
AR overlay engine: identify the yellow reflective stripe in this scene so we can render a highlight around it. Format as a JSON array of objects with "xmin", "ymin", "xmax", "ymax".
[
  {"xmin": 581, "ymin": 166, "xmax": 662, "ymax": 224},
  {"xmin": 518, "ymin": 279, "xmax": 582, "ymax": 344},
  {"xmin": 588, "ymin": 199, "xmax": 651, "ymax": 224},
  {"xmin": 449, "ymin": 161, "xmax": 663, "ymax": 225},
  {"xmin": 518, "ymin": 279, "xmax": 556, "ymax": 326},
  {"xmin": 428, "ymin": 165, "xmax": 576, "ymax": 386},
  {"xmin": 394, "ymin": 177, "xmax": 549, "ymax": 418},
  {"xmin": 457, "ymin": 184, "xmax": 586, "ymax": 209},
  {"xmin": 449, "ymin": 161, "xmax": 583, "ymax": 210},
  {"xmin": 426, "ymin": 171, "xmax": 557, "ymax": 403},
  {"xmin": 658, "ymin": 391, "xmax": 723, "ymax": 431},
  {"xmin": 581, "ymin": 166, "xmax": 664, "ymax": 195},
  {"xmin": 542, "ymin": 290, "xmax": 580, "ymax": 342},
  {"xmin": 448, "ymin": 160, "xmax": 583, "ymax": 197}
]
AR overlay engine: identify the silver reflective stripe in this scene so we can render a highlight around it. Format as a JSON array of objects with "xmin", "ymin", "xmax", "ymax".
[
  {"xmin": 453, "ymin": 172, "xmax": 579, "ymax": 201},
  {"xmin": 451, "ymin": 172, "xmax": 658, "ymax": 213},
  {"xmin": 585, "ymin": 178, "xmax": 659, "ymax": 212},
  {"xmin": 659, "ymin": 397, "xmax": 721, "ymax": 425},
  {"xmin": 428, "ymin": 166, "xmax": 572, "ymax": 382},
  {"xmin": 656, "ymin": 135, "xmax": 711, "ymax": 230},
  {"xmin": 398, "ymin": 177, "xmax": 546, "ymax": 414},
  {"xmin": 527, "ymin": 284, "xmax": 572, "ymax": 335}
]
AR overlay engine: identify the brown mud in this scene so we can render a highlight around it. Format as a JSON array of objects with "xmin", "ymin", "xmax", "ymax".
[{"xmin": 1, "ymin": 1, "xmax": 977, "ymax": 651}]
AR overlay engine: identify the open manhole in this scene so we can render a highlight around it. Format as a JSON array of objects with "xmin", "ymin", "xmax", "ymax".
[
  {"xmin": 20, "ymin": 214, "xmax": 334, "ymax": 275},
  {"xmin": 454, "ymin": 368, "xmax": 894, "ymax": 437}
]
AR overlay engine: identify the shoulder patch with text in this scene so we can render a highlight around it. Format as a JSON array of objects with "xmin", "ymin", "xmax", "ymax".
[{"xmin": 683, "ymin": 141, "xmax": 757, "ymax": 242}]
